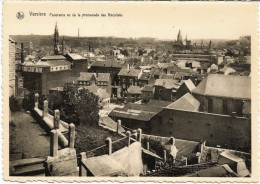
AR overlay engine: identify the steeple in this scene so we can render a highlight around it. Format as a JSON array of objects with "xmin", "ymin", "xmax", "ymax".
[
  {"xmin": 54, "ymin": 22, "xmax": 59, "ymax": 55},
  {"xmin": 208, "ymin": 40, "xmax": 212, "ymax": 50},
  {"xmin": 177, "ymin": 30, "xmax": 182, "ymax": 42}
]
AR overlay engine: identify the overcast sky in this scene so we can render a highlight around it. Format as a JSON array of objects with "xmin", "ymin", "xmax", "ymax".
[{"xmin": 4, "ymin": 2, "xmax": 257, "ymax": 40}]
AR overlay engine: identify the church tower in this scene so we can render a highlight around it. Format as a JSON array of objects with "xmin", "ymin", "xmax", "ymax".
[
  {"xmin": 177, "ymin": 30, "xmax": 182, "ymax": 42},
  {"xmin": 54, "ymin": 22, "xmax": 59, "ymax": 55}
]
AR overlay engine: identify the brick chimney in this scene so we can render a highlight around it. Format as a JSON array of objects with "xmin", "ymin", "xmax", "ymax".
[{"xmin": 21, "ymin": 43, "xmax": 24, "ymax": 63}]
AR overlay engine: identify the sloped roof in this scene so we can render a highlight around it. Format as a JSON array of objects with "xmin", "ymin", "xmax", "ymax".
[
  {"xmin": 154, "ymin": 79, "xmax": 182, "ymax": 89},
  {"xmin": 82, "ymin": 155, "xmax": 125, "ymax": 176},
  {"xmin": 109, "ymin": 102, "xmax": 164, "ymax": 122},
  {"xmin": 127, "ymin": 86, "xmax": 142, "ymax": 94},
  {"xmin": 147, "ymin": 99, "xmax": 172, "ymax": 107},
  {"xmin": 66, "ymin": 53, "xmax": 85, "ymax": 60},
  {"xmin": 23, "ymin": 60, "xmax": 71, "ymax": 67},
  {"xmin": 166, "ymin": 93, "xmax": 200, "ymax": 112},
  {"xmin": 118, "ymin": 69, "xmax": 142, "ymax": 77},
  {"xmin": 78, "ymin": 73, "xmax": 96, "ymax": 81},
  {"xmin": 41, "ymin": 55, "xmax": 66, "ymax": 61},
  {"xmin": 78, "ymin": 72, "xmax": 110, "ymax": 82},
  {"xmin": 192, "ymin": 74, "xmax": 251, "ymax": 100},
  {"xmin": 141, "ymin": 85, "xmax": 154, "ymax": 92},
  {"xmin": 139, "ymin": 73, "xmax": 151, "ymax": 81},
  {"xmin": 183, "ymin": 79, "xmax": 196, "ymax": 91}
]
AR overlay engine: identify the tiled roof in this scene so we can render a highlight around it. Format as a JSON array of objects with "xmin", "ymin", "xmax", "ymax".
[
  {"xmin": 154, "ymin": 79, "xmax": 182, "ymax": 89},
  {"xmin": 192, "ymin": 74, "xmax": 251, "ymax": 100},
  {"xmin": 127, "ymin": 86, "xmax": 142, "ymax": 94},
  {"xmin": 78, "ymin": 72, "xmax": 110, "ymax": 82},
  {"xmin": 166, "ymin": 93, "xmax": 200, "ymax": 112},
  {"xmin": 118, "ymin": 69, "xmax": 142, "ymax": 77}
]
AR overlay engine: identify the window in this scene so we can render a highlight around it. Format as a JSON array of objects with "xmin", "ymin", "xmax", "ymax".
[
  {"xmin": 169, "ymin": 118, "xmax": 173, "ymax": 123},
  {"xmin": 223, "ymin": 99, "xmax": 228, "ymax": 115}
]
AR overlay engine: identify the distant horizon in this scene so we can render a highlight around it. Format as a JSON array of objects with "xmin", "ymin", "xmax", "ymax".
[{"xmin": 10, "ymin": 33, "xmax": 244, "ymax": 42}]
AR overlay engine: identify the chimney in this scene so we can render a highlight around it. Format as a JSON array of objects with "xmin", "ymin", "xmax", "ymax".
[
  {"xmin": 88, "ymin": 45, "xmax": 91, "ymax": 52},
  {"xmin": 21, "ymin": 43, "xmax": 24, "ymax": 63},
  {"xmin": 127, "ymin": 63, "xmax": 130, "ymax": 70}
]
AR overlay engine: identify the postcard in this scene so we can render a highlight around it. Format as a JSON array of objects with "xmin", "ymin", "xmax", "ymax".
[{"xmin": 2, "ymin": 1, "xmax": 258, "ymax": 182}]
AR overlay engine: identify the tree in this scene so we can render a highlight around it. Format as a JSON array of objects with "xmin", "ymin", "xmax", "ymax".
[
  {"xmin": 48, "ymin": 84, "xmax": 100, "ymax": 126},
  {"xmin": 9, "ymin": 95, "xmax": 21, "ymax": 112}
]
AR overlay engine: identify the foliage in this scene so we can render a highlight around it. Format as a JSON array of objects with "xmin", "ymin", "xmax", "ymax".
[
  {"xmin": 47, "ymin": 84, "xmax": 100, "ymax": 126},
  {"xmin": 9, "ymin": 95, "xmax": 21, "ymax": 112},
  {"xmin": 21, "ymin": 93, "xmax": 35, "ymax": 111}
]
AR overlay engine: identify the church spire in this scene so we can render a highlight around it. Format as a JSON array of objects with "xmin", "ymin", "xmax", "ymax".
[
  {"xmin": 54, "ymin": 22, "xmax": 59, "ymax": 55},
  {"xmin": 208, "ymin": 40, "xmax": 212, "ymax": 50},
  {"xmin": 177, "ymin": 30, "xmax": 182, "ymax": 42}
]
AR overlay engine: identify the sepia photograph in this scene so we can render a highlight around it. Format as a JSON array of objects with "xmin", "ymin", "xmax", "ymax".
[{"xmin": 3, "ymin": 1, "xmax": 258, "ymax": 182}]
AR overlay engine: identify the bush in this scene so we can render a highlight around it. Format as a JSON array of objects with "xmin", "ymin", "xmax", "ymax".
[
  {"xmin": 22, "ymin": 93, "xmax": 35, "ymax": 111},
  {"xmin": 9, "ymin": 95, "xmax": 21, "ymax": 112}
]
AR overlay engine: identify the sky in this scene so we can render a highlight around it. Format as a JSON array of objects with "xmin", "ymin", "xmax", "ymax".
[{"xmin": 4, "ymin": 2, "xmax": 258, "ymax": 40}]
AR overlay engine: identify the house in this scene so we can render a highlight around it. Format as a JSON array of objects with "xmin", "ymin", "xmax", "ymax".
[
  {"xmin": 127, "ymin": 86, "xmax": 142, "ymax": 103},
  {"xmin": 77, "ymin": 72, "xmax": 111, "ymax": 95},
  {"xmin": 192, "ymin": 74, "xmax": 251, "ymax": 116},
  {"xmin": 89, "ymin": 60, "xmax": 125, "ymax": 86},
  {"xmin": 141, "ymin": 85, "xmax": 154, "ymax": 103},
  {"xmin": 166, "ymin": 93, "xmax": 200, "ymax": 112},
  {"xmin": 78, "ymin": 85, "xmax": 110, "ymax": 107},
  {"xmin": 154, "ymin": 79, "xmax": 183, "ymax": 101},
  {"xmin": 118, "ymin": 67, "xmax": 142, "ymax": 93},
  {"xmin": 176, "ymin": 79, "xmax": 196, "ymax": 99},
  {"xmin": 138, "ymin": 72, "xmax": 155, "ymax": 87}
]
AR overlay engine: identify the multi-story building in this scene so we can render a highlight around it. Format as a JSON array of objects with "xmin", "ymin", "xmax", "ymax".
[
  {"xmin": 65, "ymin": 53, "xmax": 88, "ymax": 77},
  {"xmin": 89, "ymin": 60, "xmax": 124, "ymax": 86},
  {"xmin": 192, "ymin": 74, "xmax": 251, "ymax": 117},
  {"xmin": 118, "ymin": 67, "xmax": 142, "ymax": 92},
  {"xmin": 154, "ymin": 79, "xmax": 182, "ymax": 101},
  {"xmin": 17, "ymin": 55, "xmax": 74, "ymax": 95},
  {"xmin": 77, "ymin": 72, "xmax": 111, "ymax": 96}
]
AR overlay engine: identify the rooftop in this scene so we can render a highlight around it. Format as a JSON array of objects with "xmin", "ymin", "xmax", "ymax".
[
  {"xmin": 166, "ymin": 93, "xmax": 200, "ymax": 112},
  {"xmin": 118, "ymin": 68, "xmax": 142, "ymax": 77},
  {"xmin": 41, "ymin": 55, "xmax": 66, "ymax": 61},
  {"xmin": 141, "ymin": 85, "xmax": 154, "ymax": 92},
  {"xmin": 66, "ymin": 53, "xmax": 85, "ymax": 60},
  {"xmin": 192, "ymin": 74, "xmax": 251, "ymax": 100},
  {"xmin": 154, "ymin": 79, "xmax": 182, "ymax": 89},
  {"xmin": 127, "ymin": 86, "xmax": 142, "ymax": 94},
  {"xmin": 78, "ymin": 72, "xmax": 110, "ymax": 82},
  {"xmin": 91, "ymin": 60, "xmax": 124, "ymax": 68}
]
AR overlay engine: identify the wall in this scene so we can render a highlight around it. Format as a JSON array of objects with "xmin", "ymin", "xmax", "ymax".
[
  {"xmin": 42, "ymin": 70, "xmax": 76, "ymax": 95},
  {"xmin": 9, "ymin": 41, "xmax": 16, "ymax": 96},
  {"xmin": 194, "ymin": 94, "xmax": 248, "ymax": 116},
  {"xmin": 149, "ymin": 109, "xmax": 250, "ymax": 152},
  {"xmin": 115, "ymin": 109, "xmax": 250, "ymax": 152}
]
